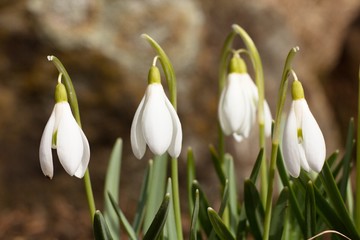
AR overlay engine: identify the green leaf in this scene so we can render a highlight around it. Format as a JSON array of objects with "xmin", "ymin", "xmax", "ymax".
[
  {"xmin": 132, "ymin": 161, "xmax": 151, "ymax": 233},
  {"xmin": 208, "ymin": 208, "xmax": 235, "ymax": 240},
  {"xmin": 244, "ymin": 179, "xmax": 264, "ymax": 239},
  {"xmin": 144, "ymin": 154, "xmax": 168, "ymax": 232},
  {"xmin": 164, "ymin": 178, "xmax": 177, "ymax": 240},
  {"xmin": 190, "ymin": 189, "xmax": 200, "ymax": 240},
  {"xmin": 224, "ymin": 155, "xmax": 238, "ymax": 233},
  {"xmin": 269, "ymin": 187, "xmax": 288, "ymax": 240},
  {"xmin": 192, "ymin": 180, "xmax": 213, "ymax": 237},
  {"xmin": 209, "ymin": 145, "xmax": 226, "ymax": 187},
  {"xmin": 108, "ymin": 193, "xmax": 137, "ymax": 240},
  {"xmin": 143, "ymin": 193, "xmax": 171, "ymax": 240},
  {"xmin": 320, "ymin": 161, "xmax": 359, "ymax": 239},
  {"xmin": 305, "ymin": 181, "xmax": 316, "ymax": 238},
  {"xmin": 249, "ymin": 148, "xmax": 264, "ymax": 183},
  {"xmin": 103, "ymin": 138, "xmax": 122, "ymax": 239},
  {"xmin": 93, "ymin": 210, "xmax": 113, "ymax": 240}
]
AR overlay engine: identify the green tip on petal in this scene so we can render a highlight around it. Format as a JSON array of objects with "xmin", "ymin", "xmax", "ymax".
[
  {"xmin": 228, "ymin": 55, "xmax": 247, "ymax": 74},
  {"xmin": 291, "ymin": 80, "xmax": 305, "ymax": 100},
  {"xmin": 55, "ymin": 82, "xmax": 68, "ymax": 103},
  {"xmin": 148, "ymin": 66, "xmax": 161, "ymax": 84}
]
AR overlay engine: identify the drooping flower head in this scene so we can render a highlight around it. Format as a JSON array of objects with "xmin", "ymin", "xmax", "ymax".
[
  {"xmin": 282, "ymin": 79, "xmax": 326, "ymax": 177},
  {"xmin": 39, "ymin": 74, "xmax": 90, "ymax": 179},
  {"xmin": 218, "ymin": 52, "xmax": 272, "ymax": 142},
  {"xmin": 131, "ymin": 58, "xmax": 182, "ymax": 159}
]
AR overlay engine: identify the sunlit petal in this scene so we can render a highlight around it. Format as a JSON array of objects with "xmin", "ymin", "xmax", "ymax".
[
  {"xmin": 218, "ymin": 86, "xmax": 233, "ymax": 135},
  {"xmin": 39, "ymin": 107, "xmax": 56, "ymax": 179},
  {"xmin": 301, "ymin": 100, "xmax": 326, "ymax": 172},
  {"xmin": 282, "ymin": 104, "xmax": 301, "ymax": 177},
  {"xmin": 142, "ymin": 84, "xmax": 172, "ymax": 156},
  {"xmin": 165, "ymin": 97, "xmax": 182, "ymax": 158},
  {"xmin": 74, "ymin": 128, "xmax": 91, "ymax": 178},
  {"xmin": 130, "ymin": 96, "xmax": 147, "ymax": 159},
  {"xmin": 220, "ymin": 73, "xmax": 246, "ymax": 134},
  {"xmin": 56, "ymin": 103, "xmax": 84, "ymax": 176},
  {"xmin": 264, "ymin": 100, "xmax": 272, "ymax": 137}
]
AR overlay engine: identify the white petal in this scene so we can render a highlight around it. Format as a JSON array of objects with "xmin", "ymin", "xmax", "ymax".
[
  {"xmin": 233, "ymin": 133, "xmax": 244, "ymax": 142},
  {"xmin": 264, "ymin": 100, "xmax": 273, "ymax": 137},
  {"xmin": 39, "ymin": 107, "xmax": 56, "ymax": 179},
  {"xmin": 74, "ymin": 128, "xmax": 91, "ymax": 178},
  {"xmin": 130, "ymin": 96, "xmax": 147, "ymax": 159},
  {"xmin": 218, "ymin": 86, "xmax": 233, "ymax": 135},
  {"xmin": 282, "ymin": 103, "xmax": 301, "ymax": 177},
  {"xmin": 56, "ymin": 103, "xmax": 84, "ymax": 176},
  {"xmin": 164, "ymin": 97, "xmax": 182, "ymax": 158},
  {"xmin": 142, "ymin": 84, "xmax": 172, "ymax": 156},
  {"xmin": 235, "ymin": 74, "xmax": 257, "ymax": 138},
  {"xmin": 220, "ymin": 73, "xmax": 247, "ymax": 134},
  {"xmin": 301, "ymin": 100, "xmax": 326, "ymax": 172}
]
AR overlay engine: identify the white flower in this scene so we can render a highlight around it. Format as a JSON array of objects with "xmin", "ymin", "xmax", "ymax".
[
  {"xmin": 282, "ymin": 81, "xmax": 326, "ymax": 178},
  {"xmin": 131, "ymin": 83, "xmax": 182, "ymax": 159},
  {"xmin": 39, "ymin": 83, "xmax": 90, "ymax": 179},
  {"xmin": 218, "ymin": 72, "xmax": 272, "ymax": 142}
]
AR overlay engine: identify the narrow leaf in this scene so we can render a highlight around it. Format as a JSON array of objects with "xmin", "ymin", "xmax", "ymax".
[
  {"xmin": 93, "ymin": 210, "xmax": 113, "ymax": 240},
  {"xmin": 104, "ymin": 138, "xmax": 122, "ymax": 238},
  {"xmin": 192, "ymin": 180, "xmax": 212, "ymax": 237},
  {"xmin": 164, "ymin": 178, "xmax": 177, "ymax": 240},
  {"xmin": 208, "ymin": 208, "xmax": 235, "ymax": 240},
  {"xmin": 143, "ymin": 193, "xmax": 171, "ymax": 240},
  {"xmin": 320, "ymin": 161, "xmax": 359, "ymax": 239},
  {"xmin": 269, "ymin": 187, "xmax": 289, "ymax": 240},
  {"xmin": 244, "ymin": 179, "xmax": 264, "ymax": 239},
  {"xmin": 132, "ymin": 160, "xmax": 151, "ymax": 233},
  {"xmin": 108, "ymin": 193, "xmax": 137, "ymax": 240},
  {"xmin": 143, "ymin": 154, "xmax": 168, "ymax": 232},
  {"xmin": 209, "ymin": 145, "xmax": 226, "ymax": 187},
  {"xmin": 225, "ymin": 155, "xmax": 238, "ymax": 233},
  {"xmin": 249, "ymin": 148, "xmax": 264, "ymax": 183},
  {"xmin": 190, "ymin": 189, "xmax": 200, "ymax": 240},
  {"xmin": 305, "ymin": 181, "xmax": 316, "ymax": 238}
]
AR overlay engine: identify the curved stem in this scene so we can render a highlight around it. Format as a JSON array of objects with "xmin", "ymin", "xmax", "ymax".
[
  {"xmin": 262, "ymin": 47, "xmax": 299, "ymax": 240},
  {"xmin": 48, "ymin": 55, "xmax": 96, "ymax": 221}
]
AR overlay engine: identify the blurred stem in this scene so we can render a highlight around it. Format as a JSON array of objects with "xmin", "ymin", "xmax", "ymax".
[
  {"xmin": 232, "ymin": 24, "xmax": 267, "ymax": 204},
  {"xmin": 48, "ymin": 55, "xmax": 96, "ymax": 221},
  {"xmin": 263, "ymin": 47, "xmax": 300, "ymax": 240},
  {"xmin": 356, "ymin": 66, "xmax": 360, "ymax": 229},
  {"xmin": 142, "ymin": 35, "xmax": 183, "ymax": 240}
]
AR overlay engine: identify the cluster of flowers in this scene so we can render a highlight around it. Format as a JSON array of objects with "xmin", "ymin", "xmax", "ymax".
[{"xmin": 39, "ymin": 53, "xmax": 326, "ymax": 179}]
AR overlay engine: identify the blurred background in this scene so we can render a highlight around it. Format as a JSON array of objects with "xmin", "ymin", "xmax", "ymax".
[{"xmin": 0, "ymin": 0, "xmax": 359, "ymax": 238}]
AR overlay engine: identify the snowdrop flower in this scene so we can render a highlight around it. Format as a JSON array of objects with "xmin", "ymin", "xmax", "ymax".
[
  {"xmin": 218, "ymin": 54, "xmax": 272, "ymax": 142},
  {"xmin": 131, "ymin": 64, "xmax": 182, "ymax": 159},
  {"xmin": 282, "ymin": 79, "xmax": 326, "ymax": 177},
  {"xmin": 39, "ymin": 76, "xmax": 90, "ymax": 179}
]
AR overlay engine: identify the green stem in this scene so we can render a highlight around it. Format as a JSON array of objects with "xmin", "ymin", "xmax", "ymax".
[
  {"xmin": 171, "ymin": 157, "xmax": 183, "ymax": 240},
  {"xmin": 262, "ymin": 47, "xmax": 299, "ymax": 240},
  {"xmin": 142, "ymin": 35, "xmax": 183, "ymax": 240},
  {"xmin": 232, "ymin": 24, "xmax": 267, "ymax": 204},
  {"xmin": 356, "ymin": 66, "xmax": 360, "ymax": 229},
  {"xmin": 48, "ymin": 55, "xmax": 96, "ymax": 221}
]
